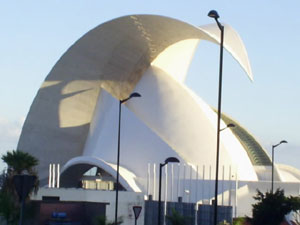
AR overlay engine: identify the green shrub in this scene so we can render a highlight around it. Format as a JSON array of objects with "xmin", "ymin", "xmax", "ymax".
[
  {"xmin": 218, "ymin": 220, "xmax": 230, "ymax": 225},
  {"xmin": 233, "ymin": 217, "xmax": 247, "ymax": 225},
  {"xmin": 250, "ymin": 189, "xmax": 300, "ymax": 225}
]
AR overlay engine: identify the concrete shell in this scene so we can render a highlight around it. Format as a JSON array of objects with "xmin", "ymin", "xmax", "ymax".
[{"xmin": 18, "ymin": 14, "xmax": 257, "ymax": 187}]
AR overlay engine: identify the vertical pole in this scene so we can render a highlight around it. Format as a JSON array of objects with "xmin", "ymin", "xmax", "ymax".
[
  {"xmin": 18, "ymin": 199, "xmax": 24, "ymax": 225},
  {"xmin": 147, "ymin": 163, "xmax": 150, "ymax": 197},
  {"xmin": 222, "ymin": 165, "xmax": 225, "ymax": 205},
  {"xmin": 177, "ymin": 164, "xmax": 180, "ymax": 200},
  {"xmin": 52, "ymin": 164, "xmax": 55, "ymax": 188},
  {"xmin": 189, "ymin": 165, "xmax": 192, "ymax": 203},
  {"xmin": 115, "ymin": 101, "xmax": 122, "ymax": 225},
  {"xmin": 214, "ymin": 22, "xmax": 224, "ymax": 225},
  {"xmin": 202, "ymin": 165, "xmax": 205, "ymax": 202},
  {"xmin": 164, "ymin": 165, "xmax": 168, "ymax": 225},
  {"xmin": 153, "ymin": 163, "xmax": 156, "ymax": 200},
  {"xmin": 183, "ymin": 164, "xmax": 186, "ymax": 201},
  {"xmin": 271, "ymin": 146, "xmax": 274, "ymax": 193},
  {"xmin": 228, "ymin": 166, "xmax": 232, "ymax": 206},
  {"xmin": 196, "ymin": 165, "xmax": 199, "ymax": 203},
  {"xmin": 195, "ymin": 165, "xmax": 199, "ymax": 225},
  {"xmin": 171, "ymin": 164, "xmax": 174, "ymax": 202},
  {"xmin": 57, "ymin": 164, "xmax": 60, "ymax": 188},
  {"xmin": 48, "ymin": 164, "xmax": 52, "ymax": 188},
  {"xmin": 158, "ymin": 164, "xmax": 163, "ymax": 225},
  {"xmin": 235, "ymin": 171, "xmax": 238, "ymax": 218},
  {"xmin": 209, "ymin": 165, "xmax": 212, "ymax": 202}
]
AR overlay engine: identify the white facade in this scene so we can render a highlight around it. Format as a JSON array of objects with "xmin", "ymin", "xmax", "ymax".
[{"xmin": 32, "ymin": 188, "xmax": 145, "ymax": 225}]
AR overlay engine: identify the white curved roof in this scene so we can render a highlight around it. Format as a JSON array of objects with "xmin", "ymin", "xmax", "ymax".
[
  {"xmin": 18, "ymin": 14, "xmax": 256, "ymax": 187},
  {"xmin": 62, "ymin": 156, "xmax": 141, "ymax": 192},
  {"xmin": 277, "ymin": 164, "xmax": 300, "ymax": 182}
]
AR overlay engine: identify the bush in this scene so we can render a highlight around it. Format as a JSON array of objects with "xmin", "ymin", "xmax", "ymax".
[
  {"xmin": 218, "ymin": 220, "xmax": 230, "ymax": 225},
  {"xmin": 233, "ymin": 217, "xmax": 249, "ymax": 225},
  {"xmin": 250, "ymin": 189, "xmax": 300, "ymax": 225},
  {"xmin": 166, "ymin": 208, "xmax": 193, "ymax": 225}
]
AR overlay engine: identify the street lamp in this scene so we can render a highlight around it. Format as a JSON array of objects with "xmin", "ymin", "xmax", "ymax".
[
  {"xmin": 271, "ymin": 140, "xmax": 287, "ymax": 193},
  {"xmin": 115, "ymin": 92, "xmax": 141, "ymax": 225},
  {"xmin": 158, "ymin": 157, "xmax": 180, "ymax": 225},
  {"xmin": 208, "ymin": 9, "xmax": 225, "ymax": 225}
]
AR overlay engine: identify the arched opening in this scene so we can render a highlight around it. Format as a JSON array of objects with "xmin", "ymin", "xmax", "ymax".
[{"xmin": 60, "ymin": 163, "xmax": 126, "ymax": 190}]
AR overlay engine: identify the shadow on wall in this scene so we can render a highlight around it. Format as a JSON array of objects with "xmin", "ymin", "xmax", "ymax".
[{"xmin": 17, "ymin": 79, "xmax": 96, "ymax": 186}]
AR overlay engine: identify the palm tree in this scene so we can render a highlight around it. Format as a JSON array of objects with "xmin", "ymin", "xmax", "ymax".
[
  {"xmin": 0, "ymin": 150, "xmax": 39, "ymax": 225},
  {"xmin": 1, "ymin": 150, "xmax": 39, "ymax": 194},
  {"xmin": 2, "ymin": 150, "xmax": 38, "ymax": 175}
]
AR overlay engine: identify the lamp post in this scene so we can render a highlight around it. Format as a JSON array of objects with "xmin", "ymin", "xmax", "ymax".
[
  {"xmin": 208, "ymin": 10, "xmax": 224, "ymax": 225},
  {"xmin": 271, "ymin": 140, "xmax": 287, "ymax": 193},
  {"xmin": 208, "ymin": 9, "xmax": 224, "ymax": 225},
  {"xmin": 158, "ymin": 157, "xmax": 180, "ymax": 225},
  {"xmin": 115, "ymin": 92, "xmax": 141, "ymax": 225}
]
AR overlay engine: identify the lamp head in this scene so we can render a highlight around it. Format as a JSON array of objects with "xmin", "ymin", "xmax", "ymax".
[
  {"xmin": 164, "ymin": 157, "xmax": 180, "ymax": 164},
  {"xmin": 220, "ymin": 123, "xmax": 235, "ymax": 132},
  {"xmin": 208, "ymin": 10, "xmax": 220, "ymax": 19},
  {"xmin": 273, "ymin": 140, "xmax": 288, "ymax": 148},
  {"xmin": 227, "ymin": 123, "xmax": 235, "ymax": 128},
  {"xmin": 121, "ymin": 92, "xmax": 141, "ymax": 103},
  {"xmin": 129, "ymin": 92, "xmax": 141, "ymax": 98}
]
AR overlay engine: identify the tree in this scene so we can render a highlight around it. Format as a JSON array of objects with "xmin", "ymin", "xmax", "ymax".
[
  {"xmin": 250, "ymin": 189, "xmax": 300, "ymax": 225},
  {"xmin": 0, "ymin": 150, "xmax": 39, "ymax": 225},
  {"xmin": 1, "ymin": 150, "xmax": 39, "ymax": 193},
  {"xmin": 2, "ymin": 150, "xmax": 38, "ymax": 175},
  {"xmin": 166, "ymin": 208, "xmax": 187, "ymax": 225},
  {"xmin": 0, "ymin": 189, "xmax": 18, "ymax": 224}
]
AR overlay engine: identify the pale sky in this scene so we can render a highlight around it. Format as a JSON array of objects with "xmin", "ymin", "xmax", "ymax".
[{"xmin": 0, "ymin": 1, "xmax": 299, "ymax": 170}]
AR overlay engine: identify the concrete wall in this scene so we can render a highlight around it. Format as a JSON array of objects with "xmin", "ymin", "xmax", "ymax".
[
  {"xmin": 31, "ymin": 180, "xmax": 300, "ymax": 224},
  {"xmin": 32, "ymin": 188, "xmax": 145, "ymax": 225}
]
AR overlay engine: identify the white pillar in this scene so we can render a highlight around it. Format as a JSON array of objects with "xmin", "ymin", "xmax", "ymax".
[
  {"xmin": 57, "ymin": 164, "xmax": 60, "ymax": 188},
  {"xmin": 165, "ymin": 165, "xmax": 168, "ymax": 201},
  {"xmin": 52, "ymin": 164, "xmax": 55, "ymax": 188},
  {"xmin": 209, "ymin": 165, "xmax": 212, "ymax": 203},
  {"xmin": 171, "ymin": 164, "xmax": 174, "ymax": 202},
  {"xmin": 147, "ymin": 163, "xmax": 150, "ymax": 197},
  {"xmin": 153, "ymin": 163, "xmax": 156, "ymax": 200},
  {"xmin": 195, "ymin": 165, "xmax": 199, "ymax": 225},
  {"xmin": 189, "ymin": 165, "xmax": 192, "ymax": 203},
  {"xmin": 228, "ymin": 165, "xmax": 232, "ymax": 206},
  {"xmin": 235, "ymin": 171, "xmax": 238, "ymax": 217},
  {"xmin": 177, "ymin": 164, "xmax": 181, "ymax": 200},
  {"xmin": 183, "ymin": 164, "xmax": 186, "ymax": 202},
  {"xmin": 222, "ymin": 165, "xmax": 225, "ymax": 205},
  {"xmin": 196, "ymin": 165, "xmax": 199, "ymax": 202},
  {"xmin": 202, "ymin": 165, "xmax": 205, "ymax": 202},
  {"xmin": 48, "ymin": 164, "xmax": 52, "ymax": 188},
  {"xmin": 164, "ymin": 165, "xmax": 168, "ymax": 225}
]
